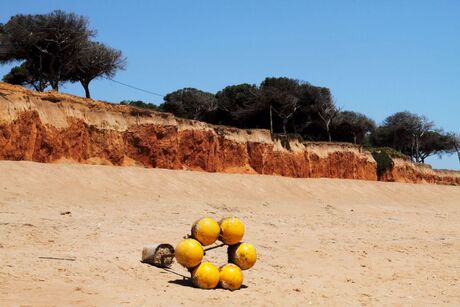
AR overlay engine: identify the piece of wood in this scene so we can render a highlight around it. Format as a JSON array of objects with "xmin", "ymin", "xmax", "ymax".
[
  {"xmin": 141, "ymin": 243, "xmax": 175, "ymax": 268},
  {"xmin": 39, "ymin": 256, "xmax": 76, "ymax": 261}
]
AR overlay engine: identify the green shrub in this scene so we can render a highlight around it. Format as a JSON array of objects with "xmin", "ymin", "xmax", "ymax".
[
  {"xmin": 369, "ymin": 147, "xmax": 406, "ymax": 177},
  {"xmin": 120, "ymin": 100, "xmax": 160, "ymax": 111}
]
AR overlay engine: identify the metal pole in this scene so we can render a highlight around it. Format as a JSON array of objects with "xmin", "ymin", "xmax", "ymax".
[{"xmin": 203, "ymin": 243, "xmax": 225, "ymax": 253}]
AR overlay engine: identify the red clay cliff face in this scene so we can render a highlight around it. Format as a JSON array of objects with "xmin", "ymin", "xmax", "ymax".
[
  {"xmin": 0, "ymin": 83, "xmax": 458, "ymax": 185},
  {"xmin": 379, "ymin": 158, "xmax": 460, "ymax": 186}
]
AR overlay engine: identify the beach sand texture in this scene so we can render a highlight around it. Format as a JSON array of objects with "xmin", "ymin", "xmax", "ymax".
[{"xmin": 1, "ymin": 161, "xmax": 459, "ymax": 306}]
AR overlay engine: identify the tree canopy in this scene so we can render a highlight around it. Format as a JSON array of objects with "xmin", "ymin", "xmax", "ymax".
[
  {"xmin": 371, "ymin": 111, "xmax": 454, "ymax": 163},
  {"xmin": 2, "ymin": 61, "xmax": 48, "ymax": 91},
  {"xmin": 333, "ymin": 111, "xmax": 376, "ymax": 144},
  {"xmin": 158, "ymin": 78, "xmax": 340, "ymax": 141},
  {"xmin": 69, "ymin": 41, "xmax": 126, "ymax": 98},
  {"xmin": 214, "ymin": 83, "xmax": 261, "ymax": 128},
  {"xmin": 161, "ymin": 88, "xmax": 218, "ymax": 121},
  {"xmin": 0, "ymin": 10, "xmax": 125, "ymax": 96},
  {"xmin": 1, "ymin": 10, "xmax": 94, "ymax": 91}
]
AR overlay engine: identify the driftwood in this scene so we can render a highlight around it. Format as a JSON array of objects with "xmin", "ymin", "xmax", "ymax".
[
  {"xmin": 39, "ymin": 256, "xmax": 76, "ymax": 261},
  {"xmin": 141, "ymin": 243, "xmax": 175, "ymax": 268}
]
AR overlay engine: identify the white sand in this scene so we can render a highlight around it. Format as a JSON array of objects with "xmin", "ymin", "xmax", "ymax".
[{"xmin": 0, "ymin": 161, "xmax": 459, "ymax": 306}]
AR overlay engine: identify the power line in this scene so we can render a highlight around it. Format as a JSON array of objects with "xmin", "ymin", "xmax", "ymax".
[
  {"xmin": 104, "ymin": 77, "xmax": 164, "ymax": 98},
  {"xmin": 2, "ymin": 21, "xmax": 166, "ymax": 98}
]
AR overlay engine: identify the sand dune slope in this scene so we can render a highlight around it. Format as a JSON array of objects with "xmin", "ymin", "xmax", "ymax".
[{"xmin": 0, "ymin": 161, "xmax": 459, "ymax": 306}]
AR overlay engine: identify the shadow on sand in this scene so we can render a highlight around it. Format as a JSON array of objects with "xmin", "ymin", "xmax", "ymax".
[
  {"xmin": 168, "ymin": 278, "xmax": 194, "ymax": 287},
  {"xmin": 168, "ymin": 278, "xmax": 248, "ymax": 290},
  {"xmin": 142, "ymin": 262, "xmax": 248, "ymax": 290}
]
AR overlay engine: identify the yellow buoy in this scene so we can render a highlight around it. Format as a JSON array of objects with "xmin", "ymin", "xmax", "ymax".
[
  {"xmin": 175, "ymin": 238, "xmax": 203, "ymax": 268},
  {"xmin": 228, "ymin": 242, "xmax": 257, "ymax": 270},
  {"xmin": 191, "ymin": 217, "xmax": 220, "ymax": 246},
  {"xmin": 219, "ymin": 263, "xmax": 243, "ymax": 290},
  {"xmin": 191, "ymin": 262, "xmax": 220, "ymax": 289},
  {"xmin": 219, "ymin": 217, "xmax": 245, "ymax": 245}
]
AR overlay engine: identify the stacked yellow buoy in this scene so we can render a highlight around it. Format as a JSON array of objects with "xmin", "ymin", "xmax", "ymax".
[
  {"xmin": 175, "ymin": 238, "xmax": 203, "ymax": 268},
  {"xmin": 228, "ymin": 242, "xmax": 257, "ymax": 270},
  {"xmin": 219, "ymin": 263, "xmax": 243, "ymax": 290},
  {"xmin": 191, "ymin": 262, "xmax": 220, "ymax": 289},
  {"xmin": 174, "ymin": 216, "xmax": 257, "ymax": 290},
  {"xmin": 191, "ymin": 217, "xmax": 220, "ymax": 246},
  {"xmin": 219, "ymin": 217, "xmax": 245, "ymax": 245}
]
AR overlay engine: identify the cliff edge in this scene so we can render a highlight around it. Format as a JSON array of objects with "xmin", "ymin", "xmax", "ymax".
[{"xmin": 0, "ymin": 82, "xmax": 458, "ymax": 185}]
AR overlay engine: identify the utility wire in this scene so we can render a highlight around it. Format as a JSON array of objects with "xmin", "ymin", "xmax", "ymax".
[
  {"xmin": 104, "ymin": 77, "xmax": 164, "ymax": 98},
  {"xmin": 2, "ymin": 23, "xmax": 166, "ymax": 98}
]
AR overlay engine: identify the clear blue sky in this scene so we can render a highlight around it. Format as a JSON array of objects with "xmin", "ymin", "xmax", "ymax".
[{"xmin": 1, "ymin": 1, "xmax": 459, "ymax": 169}]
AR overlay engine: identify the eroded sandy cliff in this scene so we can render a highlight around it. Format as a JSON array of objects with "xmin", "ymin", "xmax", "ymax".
[
  {"xmin": 0, "ymin": 82, "xmax": 458, "ymax": 185},
  {"xmin": 380, "ymin": 158, "xmax": 460, "ymax": 185}
]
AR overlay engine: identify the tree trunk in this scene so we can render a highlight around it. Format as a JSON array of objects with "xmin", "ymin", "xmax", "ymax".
[
  {"xmin": 50, "ymin": 79, "xmax": 59, "ymax": 92},
  {"xmin": 48, "ymin": 57, "xmax": 59, "ymax": 92},
  {"xmin": 415, "ymin": 135, "xmax": 420, "ymax": 163},
  {"xmin": 455, "ymin": 145, "xmax": 460, "ymax": 163},
  {"xmin": 282, "ymin": 118, "xmax": 288, "ymax": 135},
  {"xmin": 292, "ymin": 120, "xmax": 297, "ymax": 134},
  {"xmin": 353, "ymin": 133, "xmax": 357, "ymax": 144},
  {"xmin": 37, "ymin": 81, "xmax": 45, "ymax": 92},
  {"xmin": 269, "ymin": 104, "xmax": 273, "ymax": 135},
  {"xmin": 81, "ymin": 81, "xmax": 91, "ymax": 99},
  {"xmin": 31, "ymin": 83, "xmax": 40, "ymax": 92},
  {"xmin": 38, "ymin": 54, "xmax": 45, "ymax": 92}
]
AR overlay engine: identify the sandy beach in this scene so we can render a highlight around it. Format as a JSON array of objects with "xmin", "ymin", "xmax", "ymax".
[{"xmin": 1, "ymin": 160, "xmax": 459, "ymax": 306}]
